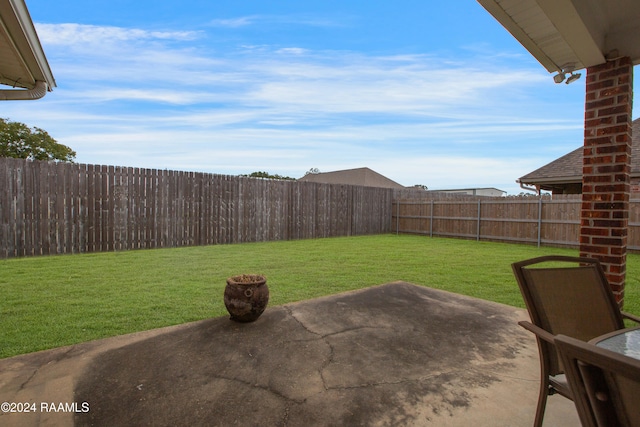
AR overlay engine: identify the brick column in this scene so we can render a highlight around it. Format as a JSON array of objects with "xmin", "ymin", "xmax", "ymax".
[{"xmin": 580, "ymin": 57, "xmax": 633, "ymax": 306}]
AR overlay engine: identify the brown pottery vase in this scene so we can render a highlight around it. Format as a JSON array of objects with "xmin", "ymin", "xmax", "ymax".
[{"xmin": 224, "ymin": 274, "xmax": 269, "ymax": 322}]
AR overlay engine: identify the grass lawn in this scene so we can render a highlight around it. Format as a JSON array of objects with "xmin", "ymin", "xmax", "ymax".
[{"xmin": 1, "ymin": 234, "xmax": 639, "ymax": 359}]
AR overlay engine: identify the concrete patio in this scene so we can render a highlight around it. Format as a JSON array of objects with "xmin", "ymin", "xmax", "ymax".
[{"xmin": 0, "ymin": 282, "xmax": 579, "ymax": 426}]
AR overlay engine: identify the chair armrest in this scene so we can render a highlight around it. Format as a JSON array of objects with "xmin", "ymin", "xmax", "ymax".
[
  {"xmin": 518, "ymin": 320, "xmax": 555, "ymax": 344},
  {"xmin": 621, "ymin": 311, "xmax": 640, "ymax": 324}
]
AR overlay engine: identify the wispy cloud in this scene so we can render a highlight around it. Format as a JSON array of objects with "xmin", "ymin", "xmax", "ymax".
[
  {"xmin": 35, "ymin": 23, "xmax": 556, "ymax": 115},
  {"xmin": 209, "ymin": 14, "xmax": 347, "ymax": 29},
  {"xmin": 209, "ymin": 16, "xmax": 258, "ymax": 28},
  {"xmin": 36, "ymin": 23, "xmax": 200, "ymax": 45},
  {"xmin": 8, "ymin": 22, "xmax": 588, "ymax": 193}
]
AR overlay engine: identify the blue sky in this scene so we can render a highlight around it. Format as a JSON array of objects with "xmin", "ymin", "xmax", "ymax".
[{"xmin": 4, "ymin": 1, "xmax": 638, "ymax": 194}]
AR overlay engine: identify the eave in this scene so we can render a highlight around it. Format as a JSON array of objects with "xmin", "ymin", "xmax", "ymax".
[
  {"xmin": 0, "ymin": 0, "xmax": 55, "ymax": 97},
  {"xmin": 477, "ymin": 0, "xmax": 640, "ymax": 73}
]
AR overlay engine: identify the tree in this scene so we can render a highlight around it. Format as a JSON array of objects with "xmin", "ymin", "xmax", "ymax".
[
  {"xmin": 240, "ymin": 171, "xmax": 296, "ymax": 180},
  {"xmin": 0, "ymin": 118, "xmax": 76, "ymax": 162},
  {"xmin": 305, "ymin": 167, "xmax": 320, "ymax": 175}
]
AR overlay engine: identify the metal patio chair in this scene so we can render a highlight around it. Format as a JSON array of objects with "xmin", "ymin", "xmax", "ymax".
[
  {"xmin": 511, "ymin": 255, "xmax": 640, "ymax": 427},
  {"xmin": 555, "ymin": 334, "xmax": 640, "ymax": 427}
]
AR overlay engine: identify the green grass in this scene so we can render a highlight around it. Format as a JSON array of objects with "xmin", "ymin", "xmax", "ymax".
[{"xmin": 1, "ymin": 234, "xmax": 639, "ymax": 359}]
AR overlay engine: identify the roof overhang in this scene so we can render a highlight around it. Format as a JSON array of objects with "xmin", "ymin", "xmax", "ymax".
[
  {"xmin": 477, "ymin": 0, "xmax": 640, "ymax": 73},
  {"xmin": 518, "ymin": 175, "xmax": 582, "ymax": 185},
  {"xmin": 0, "ymin": 0, "xmax": 55, "ymax": 98}
]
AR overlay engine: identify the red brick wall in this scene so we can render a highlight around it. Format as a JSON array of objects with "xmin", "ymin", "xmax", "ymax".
[{"xmin": 580, "ymin": 57, "xmax": 634, "ymax": 306}]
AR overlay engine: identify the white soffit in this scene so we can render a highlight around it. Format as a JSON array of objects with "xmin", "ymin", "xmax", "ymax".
[
  {"xmin": 477, "ymin": 0, "xmax": 640, "ymax": 73},
  {"xmin": 0, "ymin": 0, "xmax": 55, "ymax": 90}
]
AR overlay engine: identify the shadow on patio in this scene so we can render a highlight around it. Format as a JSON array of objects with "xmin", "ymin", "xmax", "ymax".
[{"xmin": 0, "ymin": 282, "xmax": 579, "ymax": 426}]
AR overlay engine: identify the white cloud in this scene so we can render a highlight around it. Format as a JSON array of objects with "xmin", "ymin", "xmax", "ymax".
[
  {"xmin": 210, "ymin": 16, "xmax": 258, "ymax": 28},
  {"xmin": 209, "ymin": 14, "xmax": 346, "ymax": 29},
  {"xmin": 34, "ymin": 22, "xmax": 567, "ymax": 115},
  {"xmin": 36, "ymin": 23, "xmax": 200, "ymax": 45},
  {"xmin": 2, "ymin": 22, "xmax": 590, "ymax": 195},
  {"xmin": 276, "ymin": 47, "xmax": 309, "ymax": 55},
  {"xmin": 63, "ymin": 88, "xmax": 215, "ymax": 105}
]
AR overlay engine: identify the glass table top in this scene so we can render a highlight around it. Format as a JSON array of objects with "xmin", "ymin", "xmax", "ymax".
[{"xmin": 593, "ymin": 327, "xmax": 640, "ymax": 360}]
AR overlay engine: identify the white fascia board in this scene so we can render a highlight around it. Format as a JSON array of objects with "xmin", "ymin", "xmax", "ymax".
[
  {"xmin": 477, "ymin": 0, "xmax": 561, "ymax": 72},
  {"xmin": 2, "ymin": 0, "xmax": 55, "ymax": 89},
  {"xmin": 536, "ymin": 0, "xmax": 605, "ymax": 69}
]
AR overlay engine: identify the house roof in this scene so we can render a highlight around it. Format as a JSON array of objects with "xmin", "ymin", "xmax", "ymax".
[
  {"xmin": 298, "ymin": 167, "xmax": 405, "ymax": 189},
  {"xmin": 0, "ymin": 0, "xmax": 55, "ymax": 98},
  {"xmin": 518, "ymin": 118, "xmax": 640, "ymax": 187},
  {"xmin": 430, "ymin": 187, "xmax": 506, "ymax": 195},
  {"xmin": 477, "ymin": 0, "xmax": 640, "ymax": 74}
]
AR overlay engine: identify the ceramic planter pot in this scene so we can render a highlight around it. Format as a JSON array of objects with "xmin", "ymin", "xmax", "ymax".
[{"xmin": 224, "ymin": 274, "xmax": 269, "ymax": 322}]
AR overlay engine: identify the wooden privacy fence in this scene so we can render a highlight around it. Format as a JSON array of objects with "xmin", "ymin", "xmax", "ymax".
[
  {"xmin": 392, "ymin": 195, "xmax": 640, "ymax": 251},
  {"xmin": 0, "ymin": 158, "xmax": 393, "ymax": 258},
  {"xmin": 7, "ymin": 157, "xmax": 640, "ymax": 259}
]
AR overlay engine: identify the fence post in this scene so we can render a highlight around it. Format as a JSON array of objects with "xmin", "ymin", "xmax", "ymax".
[
  {"xmin": 477, "ymin": 200, "xmax": 481, "ymax": 241},
  {"xmin": 430, "ymin": 200, "xmax": 434, "ymax": 237},
  {"xmin": 395, "ymin": 201, "xmax": 399, "ymax": 235},
  {"xmin": 537, "ymin": 197, "xmax": 543, "ymax": 248}
]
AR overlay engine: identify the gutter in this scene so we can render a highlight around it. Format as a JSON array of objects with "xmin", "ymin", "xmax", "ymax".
[
  {"xmin": 0, "ymin": 80, "xmax": 48, "ymax": 100},
  {"xmin": 517, "ymin": 179, "xmax": 539, "ymax": 195}
]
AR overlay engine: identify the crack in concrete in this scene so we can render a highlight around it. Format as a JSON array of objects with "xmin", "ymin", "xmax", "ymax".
[
  {"xmin": 283, "ymin": 306, "xmax": 335, "ymax": 392},
  {"xmin": 209, "ymin": 372, "xmax": 307, "ymax": 405},
  {"xmin": 18, "ymin": 347, "xmax": 75, "ymax": 391},
  {"xmin": 321, "ymin": 325, "xmax": 390, "ymax": 338},
  {"xmin": 318, "ymin": 340, "xmax": 335, "ymax": 392},
  {"xmin": 283, "ymin": 305, "xmax": 320, "ymax": 337},
  {"xmin": 284, "ymin": 305, "xmax": 402, "ymax": 393},
  {"xmin": 17, "ymin": 368, "xmax": 39, "ymax": 391},
  {"xmin": 281, "ymin": 402, "xmax": 291, "ymax": 427}
]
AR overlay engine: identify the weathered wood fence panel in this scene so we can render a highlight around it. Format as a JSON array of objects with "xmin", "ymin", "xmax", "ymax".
[
  {"xmin": 8, "ymin": 157, "xmax": 640, "ymax": 259},
  {"xmin": 0, "ymin": 158, "xmax": 393, "ymax": 258},
  {"xmin": 392, "ymin": 194, "xmax": 640, "ymax": 251}
]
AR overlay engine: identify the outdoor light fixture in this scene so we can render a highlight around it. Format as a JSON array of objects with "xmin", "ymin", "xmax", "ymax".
[
  {"xmin": 565, "ymin": 72, "xmax": 581, "ymax": 84},
  {"xmin": 553, "ymin": 63, "xmax": 581, "ymax": 85}
]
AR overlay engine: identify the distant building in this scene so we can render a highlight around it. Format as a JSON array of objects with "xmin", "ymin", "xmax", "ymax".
[
  {"xmin": 428, "ymin": 188, "xmax": 506, "ymax": 197},
  {"xmin": 298, "ymin": 167, "xmax": 406, "ymax": 189}
]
